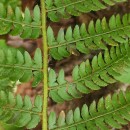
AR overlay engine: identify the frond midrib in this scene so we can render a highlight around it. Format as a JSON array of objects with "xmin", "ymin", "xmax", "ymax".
[
  {"xmin": 49, "ymin": 53, "xmax": 127, "ymax": 90},
  {"xmin": 48, "ymin": 25, "xmax": 130, "ymax": 49},
  {"xmin": 0, "ymin": 63, "xmax": 42, "ymax": 71},
  {"xmin": 47, "ymin": 0, "xmax": 85, "ymax": 12},
  {"xmin": 0, "ymin": 17, "xmax": 41, "ymax": 28},
  {"xmin": 51, "ymin": 103, "xmax": 130, "ymax": 130},
  {"xmin": 3, "ymin": 105, "xmax": 42, "ymax": 116}
]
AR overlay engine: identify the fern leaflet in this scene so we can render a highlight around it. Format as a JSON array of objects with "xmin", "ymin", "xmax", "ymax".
[
  {"xmin": 46, "ymin": 0, "xmax": 127, "ymax": 22},
  {"xmin": 0, "ymin": 91, "xmax": 42, "ymax": 129},
  {"xmin": 49, "ymin": 90, "xmax": 130, "ymax": 130},
  {"xmin": 49, "ymin": 42, "xmax": 130, "ymax": 102},
  {"xmin": 0, "ymin": 45, "xmax": 42, "ymax": 87},
  {"xmin": 1, "ymin": 0, "xmax": 21, "ymax": 8},
  {"xmin": 47, "ymin": 13, "xmax": 130, "ymax": 60},
  {"xmin": 0, "ymin": 3, "xmax": 41, "ymax": 39}
]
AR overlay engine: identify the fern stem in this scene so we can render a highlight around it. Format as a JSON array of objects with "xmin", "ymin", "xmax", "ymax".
[{"xmin": 41, "ymin": 0, "xmax": 48, "ymax": 130}]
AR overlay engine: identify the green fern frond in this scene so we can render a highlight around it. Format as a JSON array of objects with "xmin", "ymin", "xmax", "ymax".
[
  {"xmin": 0, "ymin": 40, "xmax": 15, "ymax": 91},
  {"xmin": 0, "ymin": 91, "xmax": 42, "ymax": 129},
  {"xmin": 47, "ymin": 13, "xmax": 130, "ymax": 60},
  {"xmin": 0, "ymin": 78, "xmax": 14, "ymax": 92},
  {"xmin": 1, "ymin": 0, "xmax": 21, "ymax": 8},
  {"xmin": 48, "ymin": 42, "xmax": 130, "ymax": 103},
  {"xmin": 115, "ymin": 66, "xmax": 130, "ymax": 84},
  {"xmin": 0, "ymin": 46, "xmax": 42, "ymax": 87},
  {"xmin": 0, "ymin": 3, "xmax": 41, "ymax": 39},
  {"xmin": 49, "ymin": 90, "xmax": 130, "ymax": 130},
  {"xmin": 46, "ymin": 0, "xmax": 127, "ymax": 22}
]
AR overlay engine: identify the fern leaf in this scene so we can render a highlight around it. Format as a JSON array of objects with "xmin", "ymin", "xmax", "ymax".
[
  {"xmin": 46, "ymin": 0, "xmax": 127, "ymax": 22},
  {"xmin": 0, "ymin": 78, "xmax": 14, "ymax": 91},
  {"xmin": 49, "ymin": 42, "xmax": 130, "ymax": 102},
  {"xmin": 49, "ymin": 90, "xmax": 130, "ymax": 130},
  {"xmin": 1, "ymin": 0, "xmax": 21, "ymax": 8},
  {"xmin": 115, "ymin": 66, "xmax": 130, "ymax": 84},
  {"xmin": 47, "ymin": 14, "xmax": 130, "ymax": 60},
  {"xmin": 0, "ymin": 3, "xmax": 41, "ymax": 39},
  {"xmin": 0, "ymin": 40, "xmax": 15, "ymax": 90},
  {"xmin": 0, "ymin": 91, "xmax": 42, "ymax": 129},
  {"xmin": 0, "ymin": 45, "xmax": 42, "ymax": 87}
]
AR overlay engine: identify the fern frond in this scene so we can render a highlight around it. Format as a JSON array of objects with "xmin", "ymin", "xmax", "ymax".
[
  {"xmin": 0, "ymin": 40, "xmax": 15, "ymax": 91},
  {"xmin": 0, "ymin": 91, "xmax": 42, "ymax": 129},
  {"xmin": 0, "ymin": 3, "xmax": 41, "ymax": 39},
  {"xmin": 1, "ymin": 0, "xmax": 21, "ymax": 8},
  {"xmin": 0, "ymin": 46, "xmax": 42, "ymax": 87},
  {"xmin": 49, "ymin": 90, "xmax": 130, "ymax": 130},
  {"xmin": 115, "ymin": 66, "xmax": 130, "ymax": 84},
  {"xmin": 49, "ymin": 42, "xmax": 130, "ymax": 103},
  {"xmin": 47, "ymin": 13, "xmax": 130, "ymax": 60},
  {"xmin": 46, "ymin": 0, "xmax": 127, "ymax": 22},
  {"xmin": 0, "ymin": 78, "xmax": 14, "ymax": 92}
]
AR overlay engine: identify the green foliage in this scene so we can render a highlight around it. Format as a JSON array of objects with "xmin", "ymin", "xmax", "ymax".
[
  {"xmin": 0, "ymin": 43, "xmax": 42, "ymax": 87},
  {"xmin": 115, "ymin": 66, "xmax": 130, "ymax": 84},
  {"xmin": 0, "ymin": 122, "xmax": 23, "ymax": 130},
  {"xmin": 0, "ymin": 3, "xmax": 41, "ymax": 39},
  {"xmin": 47, "ymin": 13, "xmax": 130, "ymax": 60},
  {"xmin": 0, "ymin": 40, "xmax": 16, "ymax": 90},
  {"xmin": 0, "ymin": 0, "xmax": 129, "ymax": 130},
  {"xmin": 1, "ymin": 0, "xmax": 21, "ymax": 8},
  {"xmin": 49, "ymin": 90, "xmax": 130, "ymax": 130},
  {"xmin": 0, "ymin": 91, "xmax": 42, "ymax": 129},
  {"xmin": 46, "ymin": 0, "xmax": 127, "ymax": 22},
  {"xmin": 49, "ymin": 42, "xmax": 130, "ymax": 102}
]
